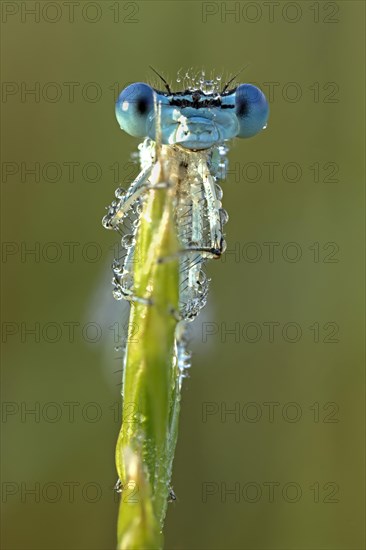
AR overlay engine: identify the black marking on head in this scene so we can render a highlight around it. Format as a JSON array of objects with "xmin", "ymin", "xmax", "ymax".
[
  {"xmin": 151, "ymin": 87, "xmax": 237, "ymax": 109},
  {"xmin": 169, "ymin": 94, "xmax": 235, "ymax": 110},
  {"xmin": 170, "ymin": 96, "xmax": 222, "ymax": 109}
]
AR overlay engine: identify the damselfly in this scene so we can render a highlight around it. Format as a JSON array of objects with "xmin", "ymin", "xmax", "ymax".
[{"xmin": 103, "ymin": 70, "xmax": 268, "ymax": 322}]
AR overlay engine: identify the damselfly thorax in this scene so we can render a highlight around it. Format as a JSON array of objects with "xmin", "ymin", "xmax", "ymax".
[{"xmin": 103, "ymin": 73, "xmax": 269, "ymax": 321}]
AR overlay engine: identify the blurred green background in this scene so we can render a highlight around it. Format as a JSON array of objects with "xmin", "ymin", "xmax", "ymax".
[{"xmin": 1, "ymin": 1, "xmax": 365, "ymax": 549}]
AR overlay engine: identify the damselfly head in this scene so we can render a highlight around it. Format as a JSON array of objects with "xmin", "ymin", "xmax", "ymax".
[{"xmin": 115, "ymin": 81, "xmax": 269, "ymax": 151}]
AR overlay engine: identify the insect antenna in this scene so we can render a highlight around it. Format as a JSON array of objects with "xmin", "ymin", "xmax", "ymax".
[
  {"xmin": 221, "ymin": 64, "xmax": 249, "ymax": 94},
  {"xmin": 149, "ymin": 65, "xmax": 172, "ymax": 95}
]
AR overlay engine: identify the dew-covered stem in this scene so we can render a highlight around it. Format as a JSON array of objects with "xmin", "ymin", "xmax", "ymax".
[{"xmin": 115, "ymin": 159, "xmax": 180, "ymax": 549}]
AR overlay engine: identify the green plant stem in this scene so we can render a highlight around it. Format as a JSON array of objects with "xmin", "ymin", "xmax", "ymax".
[{"xmin": 115, "ymin": 160, "xmax": 180, "ymax": 550}]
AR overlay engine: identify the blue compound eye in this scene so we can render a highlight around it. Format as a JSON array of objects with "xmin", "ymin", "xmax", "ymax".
[
  {"xmin": 235, "ymin": 84, "xmax": 269, "ymax": 138},
  {"xmin": 115, "ymin": 83, "xmax": 155, "ymax": 137}
]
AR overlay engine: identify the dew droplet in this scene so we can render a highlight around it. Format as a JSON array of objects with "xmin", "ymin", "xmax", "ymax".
[
  {"xmin": 220, "ymin": 208, "xmax": 229, "ymax": 225},
  {"xmin": 197, "ymin": 270, "xmax": 207, "ymax": 285},
  {"xmin": 121, "ymin": 234, "xmax": 135, "ymax": 248},
  {"xmin": 102, "ymin": 215, "xmax": 113, "ymax": 229},
  {"xmin": 135, "ymin": 202, "xmax": 143, "ymax": 215},
  {"xmin": 112, "ymin": 259, "xmax": 122, "ymax": 275},
  {"xmin": 215, "ymin": 183, "xmax": 223, "ymax": 200},
  {"xmin": 112, "ymin": 287, "xmax": 123, "ymax": 300},
  {"xmin": 196, "ymin": 270, "xmax": 209, "ymax": 296},
  {"xmin": 115, "ymin": 187, "xmax": 126, "ymax": 199},
  {"xmin": 120, "ymin": 272, "xmax": 134, "ymax": 291},
  {"xmin": 202, "ymin": 80, "xmax": 214, "ymax": 94}
]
